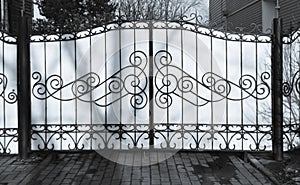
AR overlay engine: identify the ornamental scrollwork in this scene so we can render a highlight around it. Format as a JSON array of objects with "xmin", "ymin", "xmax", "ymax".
[
  {"xmin": 32, "ymin": 50, "xmax": 148, "ymax": 109},
  {"xmin": 154, "ymin": 50, "xmax": 270, "ymax": 109},
  {"xmin": 282, "ymin": 70, "xmax": 300, "ymax": 96},
  {"xmin": 0, "ymin": 74, "xmax": 17, "ymax": 104},
  {"xmin": 0, "ymin": 128, "xmax": 18, "ymax": 154}
]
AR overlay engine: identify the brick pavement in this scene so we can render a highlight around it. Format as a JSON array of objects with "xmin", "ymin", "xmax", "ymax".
[{"xmin": 0, "ymin": 151, "xmax": 273, "ymax": 185}]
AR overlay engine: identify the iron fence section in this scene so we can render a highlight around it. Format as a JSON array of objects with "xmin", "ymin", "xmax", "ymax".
[
  {"xmin": 282, "ymin": 29, "xmax": 300, "ymax": 150},
  {"xmin": 0, "ymin": 32, "xmax": 18, "ymax": 154}
]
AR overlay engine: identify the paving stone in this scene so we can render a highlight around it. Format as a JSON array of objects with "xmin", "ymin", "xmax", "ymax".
[{"xmin": 0, "ymin": 152, "xmax": 275, "ymax": 184}]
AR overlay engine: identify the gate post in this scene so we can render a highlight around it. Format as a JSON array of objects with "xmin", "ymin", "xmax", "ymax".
[
  {"xmin": 271, "ymin": 18, "xmax": 283, "ymax": 161},
  {"xmin": 17, "ymin": 2, "xmax": 32, "ymax": 160}
]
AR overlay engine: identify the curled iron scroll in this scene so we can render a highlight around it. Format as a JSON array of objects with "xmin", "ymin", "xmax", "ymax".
[
  {"xmin": 32, "ymin": 50, "xmax": 148, "ymax": 109},
  {"xmin": 154, "ymin": 50, "xmax": 270, "ymax": 109}
]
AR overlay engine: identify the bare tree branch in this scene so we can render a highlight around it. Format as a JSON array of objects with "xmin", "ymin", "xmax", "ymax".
[{"xmin": 114, "ymin": 0, "xmax": 207, "ymax": 22}]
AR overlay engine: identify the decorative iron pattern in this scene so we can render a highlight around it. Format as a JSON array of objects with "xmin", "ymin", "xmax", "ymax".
[
  {"xmin": 282, "ymin": 34, "xmax": 300, "ymax": 150},
  {"xmin": 30, "ymin": 15, "xmax": 272, "ymax": 43},
  {"xmin": 0, "ymin": 73, "xmax": 18, "ymax": 154},
  {"xmin": 32, "ymin": 51, "xmax": 148, "ymax": 110},
  {"xmin": 283, "ymin": 28, "xmax": 300, "ymax": 44},
  {"xmin": 154, "ymin": 123, "xmax": 272, "ymax": 151},
  {"xmin": 0, "ymin": 10, "xmax": 297, "ymax": 154},
  {"xmin": 0, "ymin": 128, "xmax": 18, "ymax": 154},
  {"xmin": 283, "ymin": 124, "xmax": 300, "ymax": 151},
  {"xmin": 31, "ymin": 124, "xmax": 150, "ymax": 150},
  {"xmin": 282, "ymin": 71, "xmax": 300, "ymax": 97},
  {"xmin": 31, "ymin": 123, "xmax": 272, "ymax": 151},
  {"xmin": 0, "ymin": 74, "xmax": 17, "ymax": 104},
  {"xmin": 31, "ymin": 48, "xmax": 272, "ymax": 151},
  {"xmin": 0, "ymin": 32, "xmax": 17, "ymax": 44},
  {"xmin": 154, "ymin": 50, "xmax": 270, "ymax": 109}
]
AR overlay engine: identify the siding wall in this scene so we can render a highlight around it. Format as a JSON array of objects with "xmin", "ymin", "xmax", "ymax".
[
  {"xmin": 209, "ymin": 0, "xmax": 226, "ymax": 27},
  {"xmin": 226, "ymin": 1, "xmax": 262, "ymax": 32},
  {"xmin": 280, "ymin": 0, "xmax": 300, "ymax": 33},
  {"xmin": 225, "ymin": 0, "xmax": 255, "ymax": 13},
  {"xmin": 209, "ymin": 0, "xmax": 263, "ymax": 31},
  {"xmin": 8, "ymin": 0, "xmax": 32, "ymax": 35}
]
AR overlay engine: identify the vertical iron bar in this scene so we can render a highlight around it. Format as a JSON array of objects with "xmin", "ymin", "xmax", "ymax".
[
  {"xmin": 89, "ymin": 32, "xmax": 92, "ymax": 150},
  {"xmin": 59, "ymin": 39, "xmax": 62, "ymax": 150},
  {"xmin": 195, "ymin": 16, "xmax": 199, "ymax": 149},
  {"xmin": 43, "ymin": 38, "xmax": 47, "ymax": 149},
  {"xmin": 255, "ymin": 39, "xmax": 259, "ymax": 150},
  {"xmin": 133, "ymin": 26, "xmax": 137, "ymax": 147},
  {"xmin": 2, "ymin": 29, "xmax": 5, "ymax": 153},
  {"xmin": 17, "ymin": 12, "xmax": 31, "ymax": 159},
  {"xmin": 74, "ymin": 38, "xmax": 78, "ymax": 149},
  {"xmin": 149, "ymin": 21, "xmax": 154, "ymax": 148},
  {"xmin": 240, "ymin": 36, "xmax": 243, "ymax": 150},
  {"xmin": 104, "ymin": 27, "xmax": 108, "ymax": 147},
  {"xmin": 288, "ymin": 34, "xmax": 292, "ymax": 146},
  {"xmin": 298, "ymin": 41, "xmax": 300, "ymax": 136},
  {"xmin": 210, "ymin": 32, "xmax": 213, "ymax": 149},
  {"xmin": 181, "ymin": 25, "xmax": 184, "ymax": 149},
  {"xmin": 225, "ymin": 35, "xmax": 229, "ymax": 149},
  {"xmin": 166, "ymin": 22, "xmax": 169, "ymax": 148},
  {"xmin": 118, "ymin": 22, "xmax": 122, "ymax": 149},
  {"xmin": 271, "ymin": 18, "xmax": 283, "ymax": 161}
]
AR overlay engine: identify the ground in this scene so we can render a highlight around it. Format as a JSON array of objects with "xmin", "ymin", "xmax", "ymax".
[
  {"xmin": 254, "ymin": 149, "xmax": 300, "ymax": 185},
  {"xmin": 0, "ymin": 151, "xmax": 273, "ymax": 185}
]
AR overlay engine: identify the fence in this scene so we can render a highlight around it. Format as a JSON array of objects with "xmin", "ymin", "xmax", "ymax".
[
  {"xmin": 0, "ymin": 32, "xmax": 18, "ymax": 154},
  {"xmin": 282, "ymin": 30, "xmax": 300, "ymax": 150},
  {"xmin": 0, "ymin": 17, "xmax": 299, "ymax": 155}
]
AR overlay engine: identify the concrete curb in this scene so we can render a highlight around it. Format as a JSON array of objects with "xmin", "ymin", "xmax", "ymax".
[{"xmin": 247, "ymin": 154, "xmax": 281, "ymax": 185}]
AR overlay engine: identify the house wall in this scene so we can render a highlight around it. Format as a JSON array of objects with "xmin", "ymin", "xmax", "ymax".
[
  {"xmin": 7, "ymin": 0, "xmax": 32, "ymax": 35},
  {"xmin": 226, "ymin": 0, "xmax": 262, "ymax": 32},
  {"xmin": 209, "ymin": 0, "xmax": 263, "ymax": 32},
  {"xmin": 225, "ymin": 0, "xmax": 254, "ymax": 13},
  {"xmin": 280, "ymin": 0, "xmax": 300, "ymax": 34},
  {"xmin": 209, "ymin": 0, "xmax": 226, "ymax": 27},
  {"xmin": 262, "ymin": 0, "xmax": 276, "ymax": 33},
  {"xmin": 0, "ymin": 0, "xmax": 9, "ymax": 31}
]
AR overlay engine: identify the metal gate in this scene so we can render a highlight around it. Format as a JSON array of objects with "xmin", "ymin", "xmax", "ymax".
[{"xmin": 29, "ymin": 19, "xmax": 273, "ymax": 151}]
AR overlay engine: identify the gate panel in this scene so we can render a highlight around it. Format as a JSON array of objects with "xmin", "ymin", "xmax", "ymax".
[
  {"xmin": 0, "ymin": 34, "xmax": 18, "ymax": 154},
  {"xmin": 282, "ymin": 32, "xmax": 300, "ymax": 150},
  {"xmin": 151, "ymin": 25, "xmax": 272, "ymax": 151},
  {"xmin": 31, "ymin": 28, "xmax": 152, "ymax": 150}
]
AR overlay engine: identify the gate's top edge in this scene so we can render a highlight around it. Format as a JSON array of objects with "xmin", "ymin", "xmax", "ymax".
[
  {"xmin": 0, "ymin": 31, "xmax": 17, "ymax": 44},
  {"xmin": 29, "ymin": 19, "xmax": 272, "ymax": 43}
]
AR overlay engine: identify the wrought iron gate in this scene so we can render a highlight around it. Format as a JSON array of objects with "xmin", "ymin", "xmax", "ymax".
[
  {"xmin": 4, "ymin": 16, "xmax": 300, "ymax": 155},
  {"xmin": 28, "ymin": 19, "xmax": 273, "ymax": 151}
]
